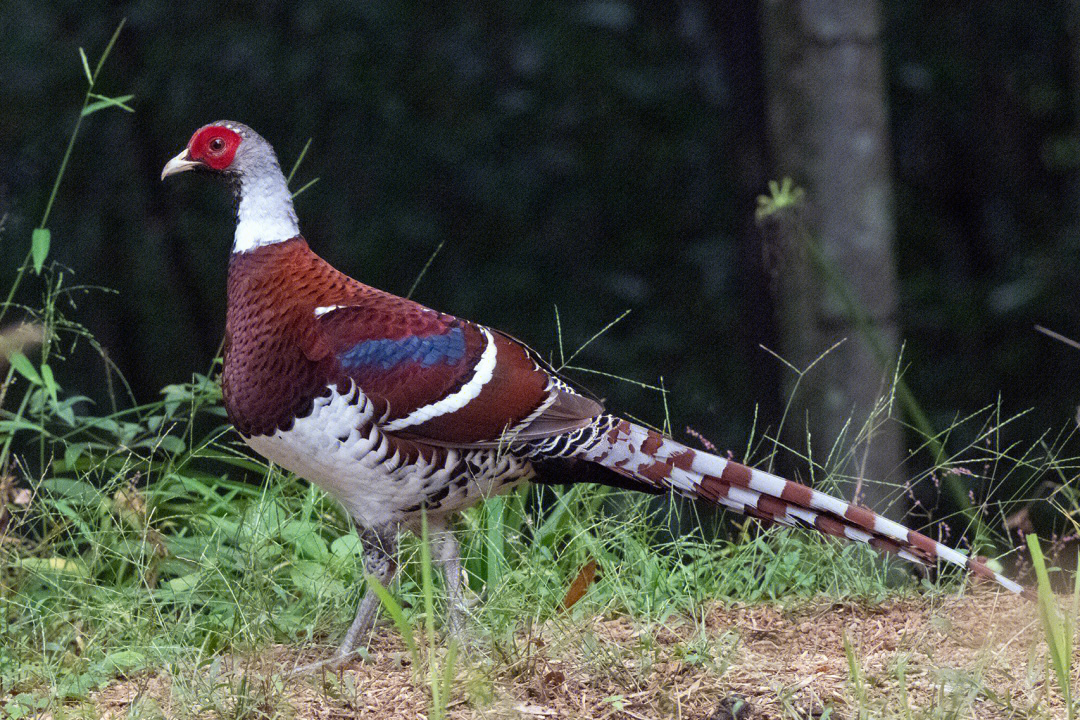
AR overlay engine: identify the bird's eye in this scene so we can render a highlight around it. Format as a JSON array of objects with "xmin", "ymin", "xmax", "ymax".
[{"xmin": 209, "ymin": 137, "xmax": 225, "ymax": 153}]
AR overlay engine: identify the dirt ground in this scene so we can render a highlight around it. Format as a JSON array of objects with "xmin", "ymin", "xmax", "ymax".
[{"xmin": 89, "ymin": 590, "xmax": 1072, "ymax": 719}]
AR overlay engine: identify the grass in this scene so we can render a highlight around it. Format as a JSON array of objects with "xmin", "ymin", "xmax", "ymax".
[
  {"xmin": 1026, "ymin": 535, "xmax": 1079, "ymax": 719},
  {"xmin": 2, "ymin": 24, "xmax": 1080, "ymax": 720}
]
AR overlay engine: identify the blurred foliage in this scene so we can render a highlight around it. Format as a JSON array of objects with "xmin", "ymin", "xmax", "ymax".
[{"xmin": 1, "ymin": 0, "xmax": 1078, "ymax": 463}]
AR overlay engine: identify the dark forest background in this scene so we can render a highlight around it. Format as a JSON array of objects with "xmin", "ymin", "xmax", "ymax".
[{"xmin": 1, "ymin": 1, "xmax": 1078, "ymax": 518}]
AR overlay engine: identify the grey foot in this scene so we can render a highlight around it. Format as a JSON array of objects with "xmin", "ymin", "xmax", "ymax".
[
  {"xmin": 289, "ymin": 525, "xmax": 398, "ymax": 675},
  {"xmin": 288, "ymin": 589, "xmax": 381, "ymax": 675}
]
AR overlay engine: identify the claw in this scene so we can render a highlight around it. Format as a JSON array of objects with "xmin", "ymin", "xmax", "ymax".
[{"xmin": 287, "ymin": 650, "xmax": 354, "ymax": 677}]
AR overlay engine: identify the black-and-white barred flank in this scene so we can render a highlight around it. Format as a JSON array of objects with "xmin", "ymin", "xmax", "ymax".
[{"xmin": 521, "ymin": 414, "xmax": 621, "ymax": 459}]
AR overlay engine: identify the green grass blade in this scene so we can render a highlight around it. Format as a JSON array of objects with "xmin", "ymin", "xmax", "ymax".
[
  {"xmin": 286, "ymin": 137, "xmax": 312, "ymax": 186},
  {"xmin": 81, "ymin": 94, "xmax": 135, "ymax": 116},
  {"xmin": 364, "ymin": 572, "xmax": 418, "ymax": 667},
  {"xmin": 842, "ymin": 632, "xmax": 867, "ymax": 720},
  {"xmin": 91, "ymin": 18, "xmax": 126, "ymax": 80},
  {"xmin": 485, "ymin": 495, "xmax": 506, "ymax": 593},
  {"xmin": 406, "ymin": 239, "xmax": 446, "ymax": 299},
  {"xmin": 290, "ymin": 177, "xmax": 320, "ymax": 199},
  {"xmin": 439, "ymin": 639, "xmax": 459, "ymax": 716},
  {"xmin": 419, "ymin": 508, "xmax": 445, "ymax": 719},
  {"xmin": 420, "ymin": 508, "xmax": 436, "ymax": 643},
  {"xmin": 78, "ymin": 47, "xmax": 92, "ymax": 85},
  {"xmin": 1026, "ymin": 534, "xmax": 1073, "ymax": 713}
]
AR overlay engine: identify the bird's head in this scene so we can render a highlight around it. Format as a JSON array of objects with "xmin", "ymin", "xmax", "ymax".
[
  {"xmin": 161, "ymin": 123, "xmax": 244, "ymax": 180},
  {"xmin": 161, "ymin": 121, "xmax": 283, "ymax": 180},
  {"xmin": 162, "ymin": 122, "xmax": 299, "ymax": 252}
]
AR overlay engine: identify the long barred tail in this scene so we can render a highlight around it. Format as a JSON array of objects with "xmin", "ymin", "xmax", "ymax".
[{"xmin": 572, "ymin": 416, "xmax": 1027, "ymax": 598}]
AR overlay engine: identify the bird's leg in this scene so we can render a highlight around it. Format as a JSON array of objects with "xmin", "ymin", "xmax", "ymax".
[
  {"xmin": 430, "ymin": 522, "xmax": 468, "ymax": 639},
  {"xmin": 336, "ymin": 525, "xmax": 398, "ymax": 657},
  {"xmin": 290, "ymin": 524, "xmax": 398, "ymax": 675}
]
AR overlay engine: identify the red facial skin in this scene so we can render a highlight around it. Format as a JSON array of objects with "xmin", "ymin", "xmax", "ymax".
[{"xmin": 187, "ymin": 125, "xmax": 242, "ymax": 171}]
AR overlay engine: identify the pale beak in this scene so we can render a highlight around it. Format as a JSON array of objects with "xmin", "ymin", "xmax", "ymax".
[{"xmin": 161, "ymin": 149, "xmax": 201, "ymax": 180}]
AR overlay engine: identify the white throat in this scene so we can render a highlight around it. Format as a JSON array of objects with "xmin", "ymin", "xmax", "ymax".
[{"xmin": 233, "ymin": 171, "xmax": 300, "ymax": 253}]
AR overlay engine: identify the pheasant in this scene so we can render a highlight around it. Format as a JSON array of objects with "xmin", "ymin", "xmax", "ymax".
[{"xmin": 161, "ymin": 122, "xmax": 1025, "ymax": 666}]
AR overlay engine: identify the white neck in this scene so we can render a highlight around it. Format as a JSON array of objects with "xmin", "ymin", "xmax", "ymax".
[{"xmin": 233, "ymin": 171, "xmax": 300, "ymax": 253}]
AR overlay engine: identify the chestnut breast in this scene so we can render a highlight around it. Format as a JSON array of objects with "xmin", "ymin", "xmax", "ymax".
[{"xmin": 222, "ymin": 238, "xmax": 346, "ymax": 437}]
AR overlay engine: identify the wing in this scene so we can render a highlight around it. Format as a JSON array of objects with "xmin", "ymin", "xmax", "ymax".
[{"xmin": 303, "ymin": 293, "xmax": 602, "ymax": 447}]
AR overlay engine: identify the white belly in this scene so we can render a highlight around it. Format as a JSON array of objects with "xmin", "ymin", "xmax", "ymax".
[{"xmin": 243, "ymin": 384, "xmax": 531, "ymax": 527}]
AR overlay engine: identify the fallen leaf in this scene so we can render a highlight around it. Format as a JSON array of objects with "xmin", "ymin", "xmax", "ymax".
[
  {"xmin": 543, "ymin": 670, "xmax": 565, "ymax": 687},
  {"xmin": 560, "ymin": 558, "xmax": 597, "ymax": 612}
]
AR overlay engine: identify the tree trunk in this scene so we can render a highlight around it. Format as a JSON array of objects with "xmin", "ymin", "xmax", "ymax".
[
  {"xmin": 760, "ymin": 0, "xmax": 904, "ymax": 512},
  {"xmin": 712, "ymin": 0, "xmax": 784, "ymax": 430}
]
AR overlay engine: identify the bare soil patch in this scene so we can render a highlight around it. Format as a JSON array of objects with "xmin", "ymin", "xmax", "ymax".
[{"xmin": 89, "ymin": 590, "xmax": 1069, "ymax": 719}]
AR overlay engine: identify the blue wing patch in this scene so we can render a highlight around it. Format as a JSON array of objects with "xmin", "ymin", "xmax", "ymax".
[{"xmin": 339, "ymin": 327, "xmax": 467, "ymax": 370}]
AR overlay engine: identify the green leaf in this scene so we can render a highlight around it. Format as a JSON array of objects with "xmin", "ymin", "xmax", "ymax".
[
  {"xmin": 164, "ymin": 572, "xmax": 203, "ymax": 595},
  {"xmin": 290, "ymin": 560, "xmax": 342, "ymax": 596},
  {"xmin": 40, "ymin": 477, "xmax": 101, "ymax": 504},
  {"xmin": 331, "ymin": 534, "xmax": 364, "ymax": 558},
  {"xmin": 81, "ymin": 94, "xmax": 135, "ymax": 117},
  {"xmin": 86, "ymin": 416, "xmax": 120, "ymax": 435},
  {"xmin": 40, "ymin": 363, "xmax": 59, "ymax": 402},
  {"xmin": 8, "ymin": 351, "xmax": 41, "ymax": 385},
  {"xmin": 57, "ymin": 668, "xmax": 108, "ymax": 699},
  {"xmin": 156, "ymin": 435, "xmax": 186, "ymax": 455},
  {"xmin": 78, "ymin": 47, "xmax": 93, "ymax": 85},
  {"xmin": 31, "ymin": 228, "xmax": 50, "ymax": 273},
  {"xmin": 0, "ymin": 419, "xmax": 47, "ymax": 433},
  {"xmin": 64, "ymin": 443, "xmax": 87, "ymax": 469},
  {"xmin": 241, "ymin": 499, "xmax": 290, "ymax": 542},
  {"xmin": 57, "ymin": 404, "xmax": 76, "ymax": 426},
  {"xmin": 17, "ymin": 556, "xmax": 89, "ymax": 578},
  {"xmin": 282, "ymin": 520, "xmax": 329, "ymax": 561},
  {"xmin": 102, "ymin": 650, "xmax": 145, "ymax": 674}
]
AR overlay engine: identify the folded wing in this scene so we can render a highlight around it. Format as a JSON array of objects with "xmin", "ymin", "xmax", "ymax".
[{"xmin": 306, "ymin": 298, "xmax": 602, "ymax": 447}]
